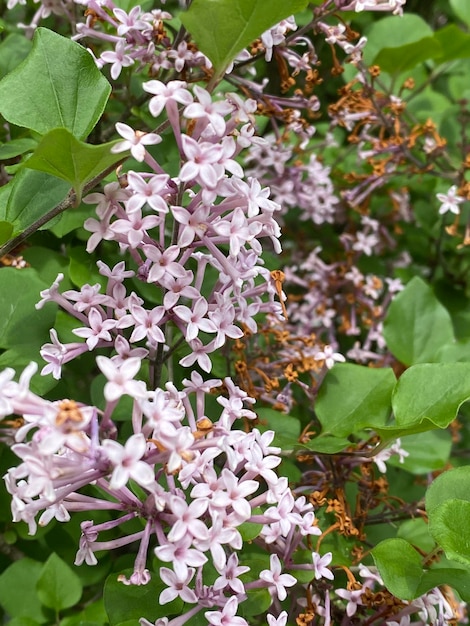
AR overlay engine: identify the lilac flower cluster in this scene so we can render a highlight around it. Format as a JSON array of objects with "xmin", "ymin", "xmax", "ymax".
[
  {"xmin": 37, "ymin": 80, "xmax": 283, "ymax": 379},
  {"xmin": 1, "ymin": 359, "xmax": 326, "ymax": 623},
  {"xmin": 0, "ymin": 79, "xmax": 332, "ymax": 623}
]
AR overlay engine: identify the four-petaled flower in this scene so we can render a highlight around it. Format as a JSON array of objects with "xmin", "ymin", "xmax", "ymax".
[{"xmin": 259, "ymin": 554, "xmax": 297, "ymax": 601}]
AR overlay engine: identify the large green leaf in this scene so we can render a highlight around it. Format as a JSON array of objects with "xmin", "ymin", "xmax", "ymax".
[
  {"xmin": 0, "ymin": 27, "xmax": 110, "ymax": 139},
  {"xmin": 390, "ymin": 431, "xmax": 451, "ymax": 475},
  {"xmin": 315, "ymin": 363, "xmax": 395, "ymax": 438},
  {"xmin": 434, "ymin": 24, "xmax": 470, "ymax": 62},
  {"xmin": 428, "ymin": 500, "xmax": 470, "ymax": 567},
  {"xmin": 180, "ymin": 0, "xmax": 308, "ymax": 78},
  {"xmin": 392, "ymin": 363, "xmax": 470, "ymax": 429},
  {"xmin": 0, "ymin": 268, "xmax": 56, "ymax": 350},
  {"xmin": 374, "ymin": 37, "xmax": 441, "ymax": 74},
  {"xmin": 365, "ymin": 14, "xmax": 433, "ymax": 66},
  {"xmin": 0, "ymin": 559, "xmax": 47, "ymax": 623},
  {"xmin": 24, "ymin": 129, "xmax": 123, "ymax": 204},
  {"xmin": 0, "ymin": 268, "xmax": 58, "ymax": 393},
  {"xmin": 383, "ymin": 277, "xmax": 455, "ymax": 365},
  {"xmin": 426, "ymin": 466, "xmax": 470, "ymax": 513},
  {"xmin": 256, "ymin": 407, "xmax": 301, "ymax": 449},
  {"xmin": 5, "ymin": 169, "xmax": 70, "ymax": 235},
  {"xmin": 103, "ymin": 570, "xmax": 183, "ymax": 625},
  {"xmin": 0, "ymin": 33, "xmax": 32, "ymax": 79},
  {"xmin": 450, "ymin": 0, "xmax": 470, "ymax": 27},
  {"xmin": 36, "ymin": 553, "xmax": 83, "ymax": 612},
  {"xmin": 371, "ymin": 536, "xmax": 470, "ymax": 602},
  {"xmin": 371, "ymin": 538, "xmax": 423, "ymax": 600},
  {"xmin": 416, "ymin": 568, "xmax": 470, "ymax": 603},
  {"xmin": 0, "ymin": 137, "xmax": 37, "ymax": 160},
  {"xmin": 426, "ymin": 469, "xmax": 470, "ymax": 573}
]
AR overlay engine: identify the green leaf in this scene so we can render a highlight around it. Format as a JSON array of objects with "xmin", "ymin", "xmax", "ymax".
[
  {"xmin": 416, "ymin": 567, "xmax": 470, "ymax": 603},
  {"xmin": 450, "ymin": 0, "xmax": 470, "ymax": 26},
  {"xmin": 238, "ymin": 588, "xmax": 272, "ymax": 617},
  {"xmin": 37, "ymin": 553, "xmax": 83, "ymax": 611},
  {"xmin": 180, "ymin": 0, "xmax": 308, "ymax": 78},
  {"xmin": 239, "ymin": 520, "xmax": 263, "ymax": 541},
  {"xmin": 428, "ymin": 499, "xmax": 470, "ymax": 567},
  {"xmin": 426, "ymin": 466, "xmax": 470, "ymax": 513},
  {"xmin": 104, "ymin": 570, "xmax": 183, "ymax": 625},
  {"xmin": 24, "ymin": 129, "xmax": 123, "ymax": 204},
  {"xmin": 390, "ymin": 430, "xmax": 451, "ymax": 475},
  {"xmin": 0, "ymin": 559, "xmax": 47, "ymax": 622},
  {"xmin": 0, "ymin": 349, "xmax": 58, "ymax": 395},
  {"xmin": 0, "ymin": 27, "xmax": 110, "ymax": 139},
  {"xmin": 392, "ymin": 363, "xmax": 470, "ymax": 429},
  {"xmin": 7, "ymin": 619, "xmax": 42, "ymax": 626},
  {"xmin": 434, "ymin": 24, "xmax": 470, "ymax": 62},
  {"xmin": 364, "ymin": 14, "xmax": 433, "ymax": 66},
  {"xmin": 68, "ymin": 246, "xmax": 104, "ymax": 287},
  {"xmin": 256, "ymin": 407, "xmax": 301, "ymax": 448},
  {"xmin": 315, "ymin": 363, "xmax": 395, "ymax": 438},
  {"xmin": 0, "ymin": 33, "xmax": 32, "ymax": 79},
  {"xmin": 371, "ymin": 538, "xmax": 423, "ymax": 600},
  {"xmin": 50, "ymin": 202, "xmax": 92, "ymax": 238},
  {"xmin": 296, "ymin": 434, "xmax": 352, "ymax": 454},
  {"xmin": 383, "ymin": 277, "xmax": 455, "ymax": 365},
  {"xmin": 6, "ymin": 168, "xmax": 70, "ymax": 234},
  {"xmin": 374, "ymin": 37, "xmax": 441, "ymax": 74},
  {"xmin": 0, "ymin": 267, "xmax": 56, "ymax": 350},
  {"xmin": 436, "ymin": 339, "xmax": 470, "ymax": 362},
  {"xmin": 397, "ymin": 518, "xmax": 435, "ymax": 553},
  {"xmin": 0, "ymin": 137, "xmax": 38, "ymax": 160},
  {"xmin": 0, "ymin": 220, "xmax": 13, "ymax": 245}
]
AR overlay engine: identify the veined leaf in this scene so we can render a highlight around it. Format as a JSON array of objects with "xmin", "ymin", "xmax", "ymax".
[
  {"xmin": 24, "ymin": 129, "xmax": 123, "ymax": 204},
  {"xmin": 0, "ymin": 27, "xmax": 110, "ymax": 139},
  {"xmin": 181, "ymin": 0, "xmax": 309, "ymax": 78}
]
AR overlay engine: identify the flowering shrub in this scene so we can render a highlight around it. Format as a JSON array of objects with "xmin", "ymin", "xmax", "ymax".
[{"xmin": 2, "ymin": 0, "xmax": 470, "ymax": 625}]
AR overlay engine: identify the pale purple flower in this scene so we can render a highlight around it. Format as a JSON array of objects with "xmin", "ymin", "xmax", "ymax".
[
  {"xmin": 205, "ymin": 596, "xmax": 248, "ymax": 626},
  {"xmin": 118, "ymin": 304, "xmax": 166, "ymax": 345},
  {"xmin": 212, "ymin": 208, "xmax": 256, "ymax": 257},
  {"xmin": 167, "ymin": 495, "xmax": 208, "ymax": 543},
  {"xmin": 259, "ymin": 554, "xmax": 297, "ymax": 601},
  {"xmin": 159, "ymin": 566, "xmax": 197, "ymax": 604},
  {"xmin": 213, "ymin": 553, "xmax": 249, "ymax": 594},
  {"xmin": 179, "ymin": 338, "xmax": 213, "ymax": 372},
  {"xmin": 144, "ymin": 244, "xmax": 186, "ymax": 283},
  {"xmin": 111, "ymin": 123, "xmax": 162, "ymax": 162},
  {"xmin": 72, "ymin": 308, "xmax": 116, "ymax": 350},
  {"xmin": 96, "ymin": 356, "xmax": 146, "ymax": 401},
  {"xmin": 267, "ymin": 612, "xmax": 288, "ymax": 626},
  {"xmin": 83, "ymin": 182, "xmax": 128, "ymax": 218},
  {"xmin": 179, "ymin": 135, "xmax": 224, "ymax": 188},
  {"xmin": 314, "ymin": 345, "xmax": 346, "ymax": 369},
  {"xmin": 437, "ymin": 185, "xmax": 465, "ymax": 215},
  {"xmin": 183, "ymin": 85, "xmax": 232, "ymax": 136},
  {"xmin": 126, "ymin": 171, "xmax": 169, "ymax": 213},
  {"xmin": 312, "ymin": 551, "xmax": 334, "ymax": 580},
  {"xmin": 143, "ymin": 79, "xmax": 193, "ymax": 117},
  {"xmin": 36, "ymin": 273, "xmax": 64, "ymax": 309},
  {"xmin": 113, "ymin": 6, "xmax": 148, "ymax": 35},
  {"xmin": 173, "ymin": 297, "xmax": 217, "ymax": 342},
  {"xmin": 111, "ymin": 207, "xmax": 161, "ymax": 249},
  {"xmin": 154, "ymin": 535, "xmax": 207, "ymax": 580},
  {"xmin": 84, "ymin": 216, "xmax": 115, "ymax": 253},
  {"xmin": 336, "ymin": 587, "xmax": 364, "ymax": 616},
  {"xmin": 62, "ymin": 284, "xmax": 110, "ymax": 313},
  {"xmin": 100, "ymin": 39, "xmax": 134, "ymax": 80},
  {"xmin": 102, "ymin": 433, "xmax": 154, "ymax": 489}
]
